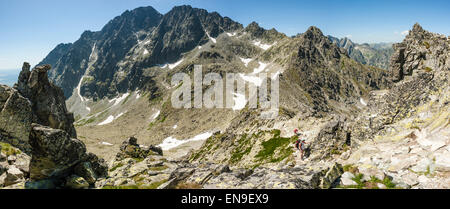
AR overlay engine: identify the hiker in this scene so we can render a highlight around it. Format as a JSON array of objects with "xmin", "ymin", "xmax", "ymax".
[{"xmin": 294, "ymin": 129, "xmax": 307, "ymax": 160}]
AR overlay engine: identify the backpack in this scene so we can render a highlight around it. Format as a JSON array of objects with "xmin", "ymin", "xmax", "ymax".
[
  {"xmin": 295, "ymin": 139, "xmax": 305, "ymax": 150},
  {"xmin": 295, "ymin": 139, "xmax": 301, "ymax": 149}
]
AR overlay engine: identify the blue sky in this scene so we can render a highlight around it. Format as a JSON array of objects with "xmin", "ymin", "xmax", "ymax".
[{"xmin": 1, "ymin": 0, "xmax": 449, "ymax": 70}]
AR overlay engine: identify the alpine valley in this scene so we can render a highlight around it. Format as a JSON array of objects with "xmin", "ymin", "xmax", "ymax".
[{"xmin": 0, "ymin": 5, "xmax": 448, "ymax": 189}]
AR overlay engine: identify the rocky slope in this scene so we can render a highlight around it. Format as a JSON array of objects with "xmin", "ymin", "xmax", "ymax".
[
  {"xmin": 328, "ymin": 36, "xmax": 394, "ymax": 70},
  {"xmin": 1, "ymin": 63, "xmax": 107, "ymax": 189},
  {"xmin": 27, "ymin": 4, "xmax": 449, "ymax": 190}
]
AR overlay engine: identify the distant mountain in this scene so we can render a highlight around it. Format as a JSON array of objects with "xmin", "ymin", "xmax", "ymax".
[
  {"xmin": 38, "ymin": 5, "xmax": 242, "ymax": 100},
  {"xmin": 5, "ymin": 3, "xmax": 449, "ymax": 190},
  {"xmin": 328, "ymin": 36, "xmax": 394, "ymax": 69}
]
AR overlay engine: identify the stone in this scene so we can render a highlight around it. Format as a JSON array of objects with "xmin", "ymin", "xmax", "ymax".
[
  {"xmin": 0, "ymin": 85, "xmax": 33, "ymax": 151},
  {"xmin": 4, "ymin": 165, "xmax": 24, "ymax": 186},
  {"xmin": 359, "ymin": 167, "xmax": 386, "ymax": 182},
  {"xmin": 377, "ymin": 183, "xmax": 387, "ymax": 189},
  {"xmin": 65, "ymin": 175, "xmax": 89, "ymax": 189},
  {"xmin": 74, "ymin": 162, "xmax": 97, "ymax": 184},
  {"xmin": 25, "ymin": 179, "xmax": 59, "ymax": 189},
  {"xmin": 7, "ymin": 155, "xmax": 16, "ymax": 164},
  {"xmin": 29, "ymin": 124, "xmax": 86, "ymax": 181},
  {"xmin": 410, "ymin": 158, "xmax": 434, "ymax": 173},
  {"xmin": 115, "ymin": 137, "xmax": 160, "ymax": 161},
  {"xmin": 0, "ymin": 152, "xmax": 6, "ymax": 162},
  {"xmin": 0, "ymin": 172, "xmax": 6, "ymax": 186},
  {"xmin": 16, "ymin": 64, "xmax": 77, "ymax": 138},
  {"xmin": 340, "ymin": 172, "xmax": 357, "ymax": 186},
  {"xmin": 320, "ymin": 163, "xmax": 344, "ymax": 189},
  {"xmin": 0, "ymin": 161, "xmax": 7, "ymax": 175},
  {"xmin": 82, "ymin": 152, "xmax": 108, "ymax": 178},
  {"xmin": 14, "ymin": 153, "xmax": 31, "ymax": 174}
]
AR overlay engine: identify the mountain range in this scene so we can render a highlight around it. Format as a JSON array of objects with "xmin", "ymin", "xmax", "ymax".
[{"xmin": 0, "ymin": 5, "xmax": 448, "ymax": 189}]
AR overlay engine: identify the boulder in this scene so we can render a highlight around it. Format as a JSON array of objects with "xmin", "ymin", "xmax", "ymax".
[
  {"xmin": 320, "ymin": 163, "xmax": 344, "ymax": 189},
  {"xmin": 29, "ymin": 124, "xmax": 86, "ymax": 181},
  {"xmin": 15, "ymin": 63, "xmax": 77, "ymax": 138},
  {"xmin": 78, "ymin": 153, "xmax": 108, "ymax": 182},
  {"xmin": 14, "ymin": 153, "xmax": 31, "ymax": 175},
  {"xmin": 359, "ymin": 167, "xmax": 386, "ymax": 182},
  {"xmin": 4, "ymin": 165, "xmax": 24, "ymax": 186},
  {"xmin": 0, "ymin": 85, "xmax": 33, "ymax": 151},
  {"xmin": 115, "ymin": 137, "xmax": 162, "ymax": 161},
  {"xmin": 74, "ymin": 162, "xmax": 97, "ymax": 185},
  {"xmin": 65, "ymin": 175, "xmax": 89, "ymax": 189},
  {"xmin": 340, "ymin": 172, "xmax": 357, "ymax": 186}
]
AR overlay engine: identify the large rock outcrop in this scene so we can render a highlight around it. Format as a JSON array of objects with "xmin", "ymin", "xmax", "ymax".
[
  {"xmin": 0, "ymin": 63, "xmax": 107, "ymax": 189},
  {"xmin": 15, "ymin": 63, "xmax": 77, "ymax": 138}
]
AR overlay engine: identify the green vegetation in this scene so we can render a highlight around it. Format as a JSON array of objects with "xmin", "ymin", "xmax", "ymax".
[
  {"xmin": 351, "ymin": 173, "xmax": 365, "ymax": 189},
  {"xmin": 109, "ymin": 162, "xmax": 124, "ymax": 172},
  {"xmin": 343, "ymin": 164, "xmax": 359, "ymax": 174},
  {"xmin": 190, "ymin": 134, "xmax": 220, "ymax": 161},
  {"xmin": 423, "ymin": 41, "xmax": 431, "ymax": 49},
  {"xmin": 148, "ymin": 165, "xmax": 168, "ymax": 171},
  {"xmin": 0, "ymin": 142, "xmax": 21, "ymax": 156},
  {"xmin": 132, "ymin": 158, "xmax": 145, "ymax": 163},
  {"xmin": 230, "ymin": 134, "xmax": 252, "ymax": 164},
  {"xmin": 424, "ymin": 67, "xmax": 433, "ymax": 72},
  {"xmin": 337, "ymin": 166, "xmax": 398, "ymax": 189},
  {"xmin": 255, "ymin": 130, "xmax": 296, "ymax": 163}
]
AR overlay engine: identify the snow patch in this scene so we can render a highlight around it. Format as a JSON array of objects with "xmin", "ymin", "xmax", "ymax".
[
  {"xmin": 98, "ymin": 115, "xmax": 115, "ymax": 126},
  {"xmin": 205, "ymin": 32, "xmax": 217, "ymax": 43},
  {"xmin": 152, "ymin": 110, "xmax": 160, "ymax": 120},
  {"xmin": 77, "ymin": 76, "xmax": 86, "ymax": 102},
  {"xmin": 158, "ymin": 132, "xmax": 213, "ymax": 151},
  {"xmin": 101, "ymin": 142, "xmax": 113, "ymax": 146},
  {"xmin": 253, "ymin": 40, "xmax": 275, "ymax": 50},
  {"xmin": 240, "ymin": 57, "xmax": 252, "ymax": 67},
  {"xmin": 98, "ymin": 112, "xmax": 126, "ymax": 126},
  {"xmin": 109, "ymin": 93, "xmax": 130, "ymax": 106},
  {"xmin": 169, "ymin": 59, "xmax": 184, "ymax": 69},
  {"xmin": 89, "ymin": 43, "xmax": 97, "ymax": 61},
  {"xmin": 173, "ymin": 125, "xmax": 178, "ymax": 129},
  {"xmin": 252, "ymin": 62, "xmax": 267, "ymax": 74},
  {"xmin": 232, "ymin": 93, "xmax": 247, "ymax": 111},
  {"xmin": 227, "ymin": 32, "xmax": 237, "ymax": 37},
  {"xmin": 143, "ymin": 49, "xmax": 149, "ymax": 55},
  {"xmin": 239, "ymin": 74, "xmax": 263, "ymax": 87}
]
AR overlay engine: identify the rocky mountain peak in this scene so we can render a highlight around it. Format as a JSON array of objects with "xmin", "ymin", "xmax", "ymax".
[
  {"xmin": 389, "ymin": 23, "xmax": 448, "ymax": 82},
  {"xmin": 244, "ymin": 21, "xmax": 265, "ymax": 37},
  {"xmin": 411, "ymin": 23, "xmax": 424, "ymax": 34},
  {"xmin": 303, "ymin": 26, "xmax": 324, "ymax": 39}
]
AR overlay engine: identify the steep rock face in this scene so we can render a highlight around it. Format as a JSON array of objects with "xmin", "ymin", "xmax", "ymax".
[
  {"xmin": 284, "ymin": 26, "xmax": 390, "ymax": 114},
  {"xmin": 0, "ymin": 63, "xmax": 107, "ymax": 188},
  {"xmin": 29, "ymin": 124, "xmax": 87, "ymax": 180},
  {"xmin": 41, "ymin": 31, "xmax": 97, "ymax": 98},
  {"xmin": 0, "ymin": 85, "xmax": 33, "ymax": 151},
  {"xmin": 352, "ymin": 23, "xmax": 449, "ymax": 143},
  {"xmin": 390, "ymin": 23, "xmax": 448, "ymax": 82},
  {"xmin": 330, "ymin": 24, "xmax": 450, "ymax": 189},
  {"xmin": 15, "ymin": 63, "xmax": 76, "ymax": 138},
  {"xmin": 40, "ymin": 5, "xmax": 243, "ymax": 101},
  {"xmin": 328, "ymin": 36, "xmax": 394, "ymax": 70}
]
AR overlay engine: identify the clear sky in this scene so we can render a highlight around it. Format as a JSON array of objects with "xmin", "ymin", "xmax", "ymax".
[{"xmin": 1, "ymin": 0, "xmax": 449, "ymax": 70}]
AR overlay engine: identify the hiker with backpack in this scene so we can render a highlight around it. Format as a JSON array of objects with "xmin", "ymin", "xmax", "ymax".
[{"xmin": 294, "ymin": 129, "xmax": 307, "ymax": 160}]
